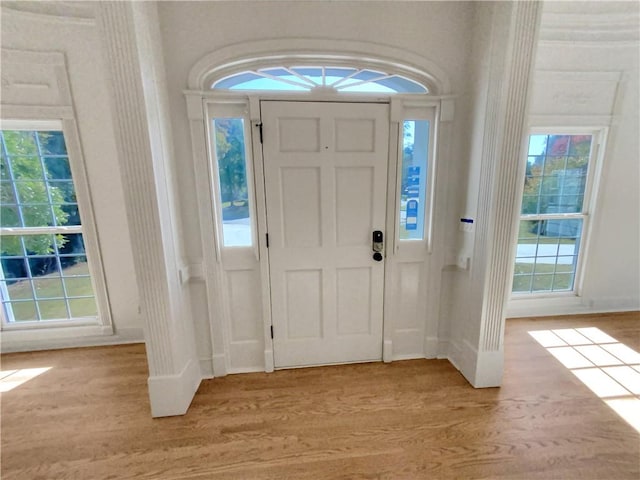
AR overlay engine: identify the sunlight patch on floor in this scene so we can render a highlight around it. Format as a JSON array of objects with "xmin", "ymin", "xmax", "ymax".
[
  {"xmin": 529, "ymin": 327, "xmax": 640, "ymax": 434},
  {"xmin": 0, "ymin": 367, "xmax": 52, "ymax": 393}
]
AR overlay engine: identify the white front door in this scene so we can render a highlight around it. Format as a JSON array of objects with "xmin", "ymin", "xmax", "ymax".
[{"xmin": 261, "ymin": 101, "xmax": 389, "ymax": 368}]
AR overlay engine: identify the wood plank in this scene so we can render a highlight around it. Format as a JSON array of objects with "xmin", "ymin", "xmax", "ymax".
[{"xmin": 2, "ymin": 312, "xmax": 639, "ymax": 479}]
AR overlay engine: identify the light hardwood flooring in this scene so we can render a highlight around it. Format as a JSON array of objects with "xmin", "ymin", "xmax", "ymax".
[{"xmin": 2, "ymin": 312, "xmax": 639, "ymax": 479}]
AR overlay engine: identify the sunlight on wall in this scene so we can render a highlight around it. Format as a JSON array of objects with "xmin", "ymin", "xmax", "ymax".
[
  {"xmin": 0, "ymin": 367, "xmax": 52, "ymax": 393},
  {"xmin": 529, "ymin": 327, "xmax": 640, "ymax": 433}
]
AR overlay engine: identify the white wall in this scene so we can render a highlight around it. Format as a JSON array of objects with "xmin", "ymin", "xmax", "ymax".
[
  {"xmin": 507, "ymin": 1, "xmax": 640, "ymax": 317},
  {"xmin": 1, "ymin": 4, "xmax": 144, "ymax": 351}
]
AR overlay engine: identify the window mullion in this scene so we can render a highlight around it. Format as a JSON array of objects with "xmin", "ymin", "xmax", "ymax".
[
  {"xmin": 521, "ymin": 213, "xmax": 586, "ymax": 222},
  {"xmin": 0, "ymin": 225, "xmax": 83, "ymax": 236},
  {"xmin": 33, "ymin": 131, "xmax": 60, "ymax": 227}
]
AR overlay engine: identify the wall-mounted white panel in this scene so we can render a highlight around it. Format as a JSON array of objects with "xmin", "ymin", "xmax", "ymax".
[
  {"xmin": 278, "ymin": 117, "xmax": 320, "ymax": 152},
  {"xmin": 396, "ymin": 262, "xmax": 422, "ymax": 330},
  {"xmin": 227, "ymin": 269, "xmax": 262, "ymax": 342},
  {"xmin": 335, "ymin": 118, "xmax": 375, "ymax": 152},
  {"xmin": 0, "ymin": 50, "xmax": 69, "ymax": 108},
  {"xmin": 335, "ymin": 167, "xmax": 373, "ymax": 246},
  {"xmin": 285, "ymin": 269, "xmax": 323, "ymax": 339},
  {"xmin": 337, "ymin": 267, "xmax": 372, "ymax": 335},
  {"xmin": 281, "ymin": 167, "xmax": 321, "ymax": 248},
  {"xmin": 530, "ymin": 71, "xmax": 621, "ymax": 117}
]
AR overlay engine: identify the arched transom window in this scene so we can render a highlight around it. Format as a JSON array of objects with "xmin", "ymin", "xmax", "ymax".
[{"xmin": 212, "ymin": 66, "xmax": 428, "ymax": 93}]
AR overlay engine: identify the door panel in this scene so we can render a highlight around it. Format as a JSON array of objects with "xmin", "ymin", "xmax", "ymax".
[{"xmin": 262, "ymin": 101, "xmax": 389, "ymax": 368}]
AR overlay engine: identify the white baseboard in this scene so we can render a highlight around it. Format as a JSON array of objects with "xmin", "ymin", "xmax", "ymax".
[
  {"xmin": 147, "ymin": 358, "xmax": 201, "ymax": 418},
  {"xmin": 391, "ymin": 353, "xmax": 424, "ymax": 361},
  {"xmin": 383, "ymin": 339, "xmax": 392, "ymax": 363},
  {"xmin": 1, "ymin": 325, "xmax": 145, "ymax": 353},
  {"xmin": 424, "ymin": 336, "xmax": 439, "ymax": 358},
  {"xmin": 451, "ymin": 339, "xmax": 503, "ymax": 388},
  {"xmin": 212, "ymin": 353, "xmax": 227, "ymax": 377},
  {"xmin": 227, "ymin": 366, "xmax": 264, "ymax": 374},
  {"xmin": 199, "ymin": 357, "xmax": 214, "ymax": 379},
  {"xmin": 264, "ymin": 349, "xmax": 274, "ymax": 373},
  {"xmin": 437, "ymin": 339, "xmax": 450, "ymax": 360}
]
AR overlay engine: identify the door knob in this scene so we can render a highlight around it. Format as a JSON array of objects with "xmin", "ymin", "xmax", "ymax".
[{"xmin": 373, "ymin": 252, "xmax": 383, "ymax": 262}]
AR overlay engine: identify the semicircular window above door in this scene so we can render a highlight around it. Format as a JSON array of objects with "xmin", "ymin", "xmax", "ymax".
[{"xmin": 212, "ymin": 67, "xmax": 428, "ymax": 93}]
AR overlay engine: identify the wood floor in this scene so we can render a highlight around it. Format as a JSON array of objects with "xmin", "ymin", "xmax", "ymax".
[{"xmin": 2, "ymin": 312, "xmax": 639, "ymax": 479}]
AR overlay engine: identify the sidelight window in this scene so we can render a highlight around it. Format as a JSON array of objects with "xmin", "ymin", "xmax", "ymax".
[
  {"xmin": 210, "ymin": 116, "xmax": 254, "ymax": 248},
  {"xmin": 399, "ymin": 120, "xmax": 430, "ymax": 240}
]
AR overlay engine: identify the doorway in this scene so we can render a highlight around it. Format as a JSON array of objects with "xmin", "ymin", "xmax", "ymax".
[{"xmin": 260, "ymin": 101, "xmax": 390, "ymax": 368}]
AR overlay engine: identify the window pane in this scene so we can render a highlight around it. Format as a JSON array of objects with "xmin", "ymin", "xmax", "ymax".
[
  {"xmin": 44, "ymin": 157, "xmax": 72, "ymax": 180},
  {"xmin": 1, "ymin": 129, "xmax": 99, "ymax": 324},
  {"xmin": 63, "ymin": 276, "xmax": 94, "ymax": 297},
  {"xmin": 2, "ymin": 131, "xmax": 38, "ymax": 156},
  {"xmin": 68, "ymin": 298, "xmax": 97, "ymax": 318},
  {"xmin": 61, "ymin": 257, "xmax": 89, "ymax": 277},
  {"xmin": 1, "ymin": 279, "xmax": 34, "ymax": 301},
  {"xmin": 5, "ymin": 301, "xmax": 38, "ymax": 322},
  {"xmin": 514, "ymin": 219, "xmax": 582, "ymax": 293},
  {"xmin": 8, "ymin": 157, "xmax": 43, "ymax": 180},
  {"xmin": 16, "ymin": 234, "xmax": 59, "ymax": 257},
  {"xmin": 38, "ymin": 299, "xmax": 69, "ymax": 320},
  {"xmin": 375, "ymin": 76, "xmax": 427, "ymax": 93},
  {"xmin": 1, "ymin": 257, "xmax": 29, "ymax": 280},
  {"xmin": 212, "ymin": 118, "xmax": 252, "ymax": 247},
  {"xmin": 524, "ymin": 134, "xmax": 592, "ymax": 216},
  {"xmin": 28, "ymin": 255, "xmax": 61, "ymax": 277},
  {"xmin": 37, "ymin": 131, "xmax": 67, "ymax": 155},
  {"xmin": 399, "ymin": 120, "xmax": 429, "ymax": 240},
  {"xmin": 58, "ymin": 233, "xmax": 86, "ymax": 255},
  {"xmin": 33, "ymin": 277, "xmax": 64, "ymax": 299},
  {"xmin": 20, "ymin": 205, "xmax": 55, "ymax": 227},
  {"xmin": 513, "ymin": 275, "xmax": 533, "ymax": 293},
  {"xmin": 0, "ymin": 203, "xmax": 20, "ymax": 228}
]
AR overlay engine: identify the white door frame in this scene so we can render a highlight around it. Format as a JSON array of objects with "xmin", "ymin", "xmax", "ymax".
[{"xmin": 188, "ymin": 91, "xmax": 445, "ymax": 376}]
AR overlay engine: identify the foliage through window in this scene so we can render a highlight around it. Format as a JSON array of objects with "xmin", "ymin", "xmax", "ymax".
[
  {"xmin": 513, "ymin": 134, "xmax": 595, "ymax": 294},
  {"xmin": 212, "ymin": 118, "xmax": 252, "ymax": 247},
  {"xmin": 0, "ymin": 130, "xmax": 98, "ymax": 323}
]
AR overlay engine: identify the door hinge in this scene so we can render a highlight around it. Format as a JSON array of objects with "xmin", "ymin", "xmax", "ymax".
[
  {"xmin": 270, "ymin": 325, "xmax": 274, "ymax": 339},
  {"xmin": 256, "ymin": 122, "xmax": 263, "ymax": 144},
  {"xmin": 266, "ymin": 233, "xmax": 269, "ymax": 248}
]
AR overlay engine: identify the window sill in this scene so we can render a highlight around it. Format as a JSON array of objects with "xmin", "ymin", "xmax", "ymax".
[
  {"xmin": 0, "ymin": 322, "xmax": 124, "ymax": 353},
  {"xmin": 506, "ymin": 293, "xmax": 588, "ymax": 318}
]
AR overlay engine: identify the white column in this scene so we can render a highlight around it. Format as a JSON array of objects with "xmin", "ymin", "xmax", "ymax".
[
  {"xmin": 97, "ymin": 1, "xmax": 200, "ymax": 416},
  {"xmin": 466, "ymin": 1, "xmax": 542, "ymax": 386}
]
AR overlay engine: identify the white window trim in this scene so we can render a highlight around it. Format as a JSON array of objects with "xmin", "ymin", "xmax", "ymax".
[
  {"xmin": 0, "ymin": 118, "xmax": 113, "ymax": 334},
  {"xmin": 510, "ymin": 127, "xmax": 607, "ymax": 300}
]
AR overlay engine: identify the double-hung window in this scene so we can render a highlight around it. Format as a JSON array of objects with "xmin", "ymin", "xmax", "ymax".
[
  {"xmin": 0, "ymin": 125, "xmax": 99, "ymax": 326},
  {"xmin": 513, "ymin": 131, "xmax": 601, "ymax": 294}
]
